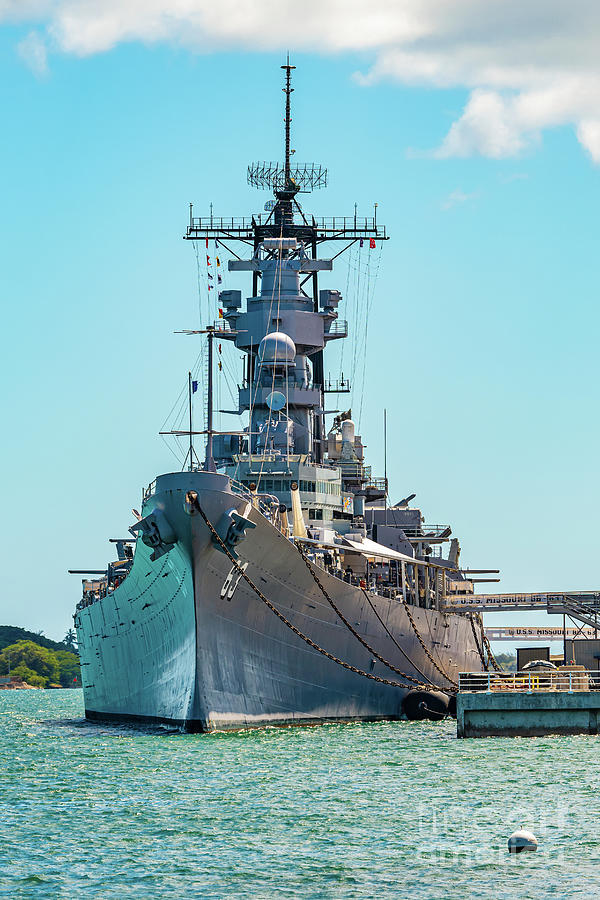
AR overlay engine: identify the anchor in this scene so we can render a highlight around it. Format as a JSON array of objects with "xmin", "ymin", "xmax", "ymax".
[
  {"xmin": 212, "ymin": 508, "xmax": 255, "ymax": 559},
  {"xmin": 129, "ymin": 509, "xmax": 177, "ymax": 561}
]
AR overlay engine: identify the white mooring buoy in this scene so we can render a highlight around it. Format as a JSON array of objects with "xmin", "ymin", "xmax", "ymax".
[{"xmin": 508, "ymin": 829, "xmax": 538, "ymax": 853}]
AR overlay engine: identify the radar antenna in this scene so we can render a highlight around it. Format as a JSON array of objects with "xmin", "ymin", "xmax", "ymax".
[
  {"xmin": 247, "ymin": 58, "xmax": 328, "ymax": 198},
  {"xmin": 186, "ymin": 59, "xmax": 387, "ymax": 247}
]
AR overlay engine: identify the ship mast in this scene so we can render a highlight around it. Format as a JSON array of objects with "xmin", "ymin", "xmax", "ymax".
[
  {"xmin": 185, "ymin": 62, "xmax": 387, "ymax": 247},
  {"xmin": 205, "ymin": 326, "xmax": 216, "ymax": 472},
  {"xmin": 182, "ymin": 62, "xmax": 389, "ymax": 467},
  {"xmin": 166, "ymin": 327, "xmax": 221, "ymax": 472},
  {"xmin": 282, "ymin": 55, "xmax": 295, "ymax": 192}
]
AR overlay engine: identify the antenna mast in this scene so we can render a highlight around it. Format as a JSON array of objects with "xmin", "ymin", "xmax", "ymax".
[
  {"xmin": 247, "ymin": 61, "xmax": 327, "ymax": 198},
  {"xmin": 282, "ymin": 55, "xmax": 295, "ymax": 190}
]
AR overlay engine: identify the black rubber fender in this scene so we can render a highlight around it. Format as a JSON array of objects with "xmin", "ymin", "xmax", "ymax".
[
  {"xmin": 402, "ymin": 690, "xmax": 450, "ymax": 721},
  {"xmin": 447, "ymin": 693, "xmax": 457, "ymax": 719}
]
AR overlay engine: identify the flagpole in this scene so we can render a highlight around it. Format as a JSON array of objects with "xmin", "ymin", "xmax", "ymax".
[{"xmin": 188, "ymin": 371, "xmax": 193, "ymax": 472}]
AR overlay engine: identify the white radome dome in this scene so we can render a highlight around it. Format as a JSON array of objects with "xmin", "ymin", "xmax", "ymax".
[{"xmin": 258, "ymin": 331, "xmax": 296, "ymax": 364}]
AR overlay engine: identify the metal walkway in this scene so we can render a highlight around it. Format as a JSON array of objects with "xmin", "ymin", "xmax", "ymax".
[
  {"xmin": 443, "ymin": 591, "xmax": 600, "ymax": 629},
  {"xmin": 485, "ymin": 626, "xmax": 597, "ymax": 641}
]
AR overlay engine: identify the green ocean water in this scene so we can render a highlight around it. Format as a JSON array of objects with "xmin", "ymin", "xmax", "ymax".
[{"xmin": 1, "ymin": 691, "xmax": 599, "ymax": 899}]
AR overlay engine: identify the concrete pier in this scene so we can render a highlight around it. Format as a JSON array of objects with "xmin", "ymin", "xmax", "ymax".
[{"xmin": 457, "ymin": 689, "xmax": 600, "ymax": 738}]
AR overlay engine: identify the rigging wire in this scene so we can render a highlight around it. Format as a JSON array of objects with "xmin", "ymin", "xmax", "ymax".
[
  {"xmin": 357, "ymin": 245, "xmax": 383, "ymax": 431},
  {"xmin": 338, "ymin": 241, "xmax": 354, "ymax": 375},
  {"xmin": 192, "ymin": 240, "xmax": 207, "ymax": 328},
  {"xmin": 159, "ymin": 349, "xmax": 204, "ymax": 468},
  {"xmin": 349, "ymin": 244, "xmax": 363, "ymax": 401},
  {"xmin": 255, "ymin": 220, "xmax": 285, "ymax": 491}
]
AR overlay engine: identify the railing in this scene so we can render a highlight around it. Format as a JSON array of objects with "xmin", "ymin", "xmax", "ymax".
[
  {"xmin": 189, "ymin": 216, "xmax": 253, "ymax": 231},
  {"xmin": 338, "ymin": 462, "xmax": 371, "ymax": 481},
  {"xmin": 186, "ymin": 215, "xmax": 387, "ymax": 240},
  {"xmin": 459, "ymin": 670, "xmax": 600, "ymax": 693},
  {"xmin": 323, "ymin": 376, "xmax": 351, "ymax": 393},
  {"xmin": 402, "ymin": 525, "xmax": 451, "ymax": 539},
  {"xmin": 236, "ymin": 453, "xmax": 283, "ymax": 464},
  {"xmin": 229, "ymin": 478, "xmax": 287, "ymax": 532},
  {"xmin": 314, "ymin": 216, "xmax": 381, "ymax": 232},
  {"xmin": 143, "ymin": 480, "xmax": 156, "ymax": 503},
  {"xmin": 443, "ymin": 592, "xmax": 600, "ymax": 614},
  {"xmin": 229, "ymin": 477, "xmax": 252, "ymax": 500},
  {"xmin": 238, "ymin": 382, "xmax": 321, "ymax": 398},
  {"xmin": 324, "ymin": 319, "xmax": 348, "ymax": 336},
  {"xmin": 211, "ymin": 319, "xmax": 235, "ymax": 333},
  {"xmin": 364, "ymin": 478, "xmax": 387, "ymax": 492}
]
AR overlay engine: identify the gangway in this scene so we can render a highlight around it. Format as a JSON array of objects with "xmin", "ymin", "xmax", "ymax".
[
  {"xmin": 485, "ymin": 626, "xmax": 597, "ymax": 641},
  {"xmin": 443, "ymin": 591, "xmax": 600, "ymax": 630}
]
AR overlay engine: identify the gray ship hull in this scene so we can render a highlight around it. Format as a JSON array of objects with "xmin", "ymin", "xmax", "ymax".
[{"xmin": 76, "ymin": 472, "xmax": 481, "ymax": 731}]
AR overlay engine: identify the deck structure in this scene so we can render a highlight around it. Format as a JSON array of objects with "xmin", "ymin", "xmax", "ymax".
[{"xmin": 457, "ymin": 669, "xmax": 600, "ymax": 737}]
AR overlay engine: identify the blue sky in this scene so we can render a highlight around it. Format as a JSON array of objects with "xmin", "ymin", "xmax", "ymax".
[{"xmin": 0, "ymin": 8, "xmax": 598, "ymax": 650}]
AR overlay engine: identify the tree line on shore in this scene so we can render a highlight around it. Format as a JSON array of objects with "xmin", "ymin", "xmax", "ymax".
[{"xmin": 0, "ymin": 625, "xmax": 80, "ymax": 688}]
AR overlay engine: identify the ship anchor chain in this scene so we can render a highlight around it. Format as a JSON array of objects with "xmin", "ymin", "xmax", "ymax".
[
  {"xmin": 477, "ymin": 612, "xmax": 503, "ymax": 672},
  {"xmin": 396, "ymin": 592, "xmax": 459, "ymax": 689},
  {"xmin": 468, "ymin": 612, "xmax": 503, "ymax": 672},
  {"xmin": 190, "ymin": 492, "xmax": 456, "ymax": 695},
  {"xmin": 189, "ymin": 493, "xmax": 450, "ymax": 693},
  {"xmin": 293, "ymin": 540, "xmax": 458, "ymax": 692},
  {"xmin": 469, "ymin": 613, "xmax": 487, "ymax": 670},
  {"xmin": 358, "ymin": 587, "xmax": 438, "ymax": 688}
]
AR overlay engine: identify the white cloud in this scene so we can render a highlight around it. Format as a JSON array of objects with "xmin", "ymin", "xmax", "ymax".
[
  {"xmin": 435, "ymin": 90, "xmax": 528, "ymax": 159},
  {"xmin": 4, "ymin": 0, "xmax": 600, "ymax": 162},
  {"xmin": 441, "ymin": 189, "xmax": 478, "ymax": 211},
  {"xmin": 577, "ymin": 120, "xmax": 600, "ymax": 163},
  {"xmin": 498, "ymin": 172, "xmax": 529, "ymax": 184},
  {"xmin": 17, "ymin": 30, "xmax": 48, "ymax": 76}
]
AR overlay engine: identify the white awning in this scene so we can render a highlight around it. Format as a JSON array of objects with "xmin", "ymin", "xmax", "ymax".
[{"xmin": 341, "ymin": 536, "xmax": 416, "ymax": 564}]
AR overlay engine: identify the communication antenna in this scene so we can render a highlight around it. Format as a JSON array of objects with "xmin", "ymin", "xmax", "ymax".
[
  {"xmin": 248, "ymin": 58, "xmax": 327, "ymax": 196},
  {"xmin": 283, "ymin": 54, "xmax": 294, "ymax": 189}
]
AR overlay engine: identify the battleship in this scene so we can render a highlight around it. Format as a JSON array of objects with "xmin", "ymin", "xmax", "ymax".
[{"xmin": 72, "ymin": 63, "xmax": 490, "ymax": 731}]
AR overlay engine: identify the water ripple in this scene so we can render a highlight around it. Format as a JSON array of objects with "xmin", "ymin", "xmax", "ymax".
[{"xmin": 1, "ymin": 691, "xmax": 599, "ymax": 898}]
